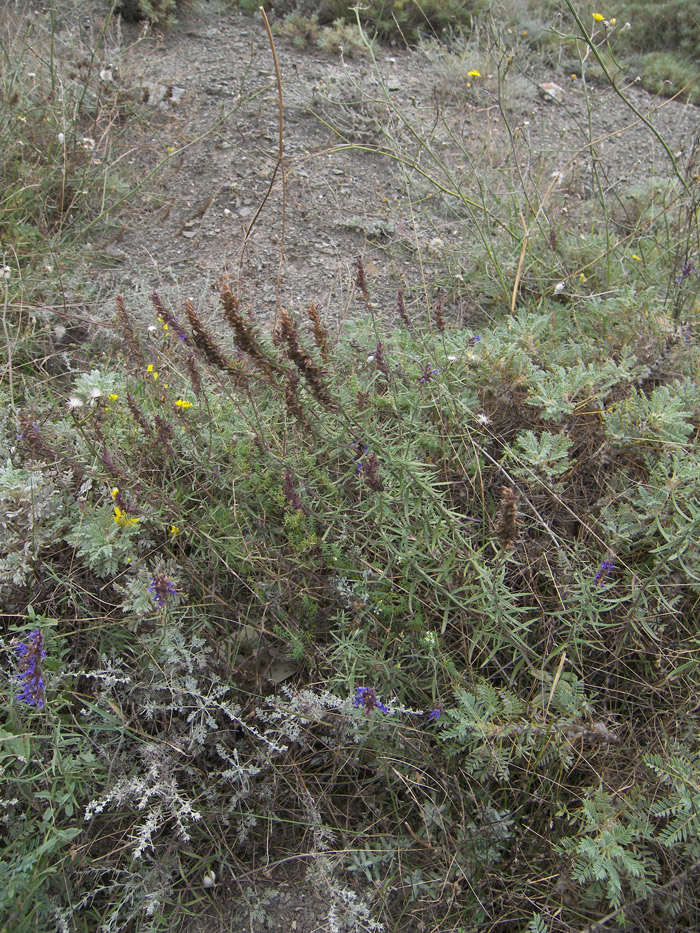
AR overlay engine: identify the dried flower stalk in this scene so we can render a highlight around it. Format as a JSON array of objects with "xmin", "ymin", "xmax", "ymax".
[
  {"xmin": 496, "ymin": 485, "xmax": 518, "ymax": 549},
  {"xmin": 115, "ymin": 293, "xmax": 145, "ymax": 366},
  {"xmin": 279, "ymin": 309, "xmax": 337, "ymax": 411}
]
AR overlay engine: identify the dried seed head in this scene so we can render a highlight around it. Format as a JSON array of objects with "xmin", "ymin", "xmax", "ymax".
[
  {"xmin": 115, "ymin": 293, "xmax": 145, "ymax": 366},
  {"xmin": 150, "ymin": 291, "xmax": 190, "ymax": 344},
  {"xmin": 101, "ymin": 449, "xmax": 130, "ymax": 484},
  {"xmin": 306, "ymin": 301, "xmax": 330, "ymax": 363},
  {"xmin": 279, "ymin": 309, "xmax": 337, "ymax": 412},
  {"xmin": 18, "ymin": 412, "xmax": 56, "ymax": 462},
  {"xmin": 431, "ymin": 295, "xmax": 445, "ymax": 333},
  {"xmin": 127, "ymin": 394, "xmax": 152, "ymax": 435},
  {"xmin": 362, "ymin": 454, "xmax": 384, "ymax": 492},
  {"xmin": 220, "ymin": 284, "xmax": 273, "ymax": 374},
  {"xmin": 184, "ymin": 352, "xmax": 203, "ymax": 398},
  {"xmin": 355, "ymin": 256, "xmax": 371, "ymax": 306},
  {"xmin": 185, "ymin": 299, "xmax": 239, "ymax": 378},
  {"xmin": 283, "ymin": 371, "xmax": 309, "ymax": 429},
  {"xmin": 374, "ymin": 341, "xmax": 390, "ymax": 380},
  {"xmin": 396, "ymin": 289, "xmax": 412, "ymax": 329},
  {"xmin": 496, "ymin": 485, "xmax": 518, "ymax": 549},
  {"xmin": 282, "ymin": 469, "xmax": 309, "ymax": 513},
  {"xmin": 154, "ymin": 414, "xmax": 174, "ymax": 454}
]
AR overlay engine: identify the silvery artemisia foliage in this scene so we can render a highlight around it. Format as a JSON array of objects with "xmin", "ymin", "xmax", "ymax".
[
  {"xmin": 82, "ymin": 628, "xmax": 358, "ymax": 860},
  {"xmin": 0, "ymin": 463, "xmax": 67, "ymax": 597}
]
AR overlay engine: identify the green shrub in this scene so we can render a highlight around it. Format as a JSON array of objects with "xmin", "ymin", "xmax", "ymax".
[
  {"xmin": 619, "ymin": 0, "xmax": 700, "ymax": 61},
  {"xmin": 116, "ymin": 0, "xmax": 179, "ymax": 26},
  {"xmin": 638, "ymin": 51, "xmax": 700, "ymax": 105}
]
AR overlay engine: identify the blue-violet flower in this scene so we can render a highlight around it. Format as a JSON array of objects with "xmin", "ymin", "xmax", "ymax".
[
  {"xmin": 354, "ymin": 686, "xmax": 390, "ymax": 715},
  {"xmin": 15, "ymin": 629, "xmax": 46, "ymax": 709}
]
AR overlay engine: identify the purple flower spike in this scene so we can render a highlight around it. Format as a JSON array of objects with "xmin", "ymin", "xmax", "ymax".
[
  {"xmin": 354, "ymin": 686, "xmax": 390, "ymax": 715},
  {"xmin": 594, "ymin": 559, "xmax": 615, "ymax": 587},
  {"xmin": 353, "ymin": 444, "xmax": 370, "ymax": 471},
  {"xmin": 426, "ymin": 708, "xmax": 441, "ymax": 721},
  {"xmin": 148, "ymin": 574, "xmax": 178, "ymax": 608},
  {"xmin": 676, "ymin": 262, "xmax": 695, "ymax": 285},
  {"xmin": 419, "ymin": 363, "xmax": 439, "ymax": 386},
  {"xmin": 14, "ymin": 629, "xmax": 47, "ymax": 709}
]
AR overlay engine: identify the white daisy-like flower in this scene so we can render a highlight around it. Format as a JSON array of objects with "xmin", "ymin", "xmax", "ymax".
[
  {"xmin": 447, "ymin": 354, "xmax": 458, "ymax": 362},
  {"xmin": 476, "ymin": 413, "xmax": 491, "ymax": 426},
  {"xmin": 89, "ymin": 386, "xmax": 102, "ymax": 401},
  {"xmin": 80, "ymin": 136, "xmax": 96, "ymax": 151},
  {"xmin": 67, "ymin": 396, "xmax": 84, "ymax": 410}
]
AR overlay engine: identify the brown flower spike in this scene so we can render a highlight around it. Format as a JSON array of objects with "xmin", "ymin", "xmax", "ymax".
[{"xmin": 496, "ymin": 485, "xmax": 518, "ymax": 549}]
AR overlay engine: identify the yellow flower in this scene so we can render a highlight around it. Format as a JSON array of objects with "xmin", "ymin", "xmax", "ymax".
[
  {"xmin": 114, "ymin": 506, "xmax": 140, "ymax": 528},
  {"xmin": 111, "ymin": 487, "xmax": 119, "ymax": 499},
  {"xmin": 175, "ymin": 399, "xmax": 193, "ymax": 409},
  {"xmin": 592, "ymin": 12, "xmax": 605, "ymax": 22},
  {"xmin": 467, "ymin": 69, "xmax": 482, "ymax": 78},
  {"xmin": 152, "ymin": 372, "xmax": 158, "ymax": 381},
  {"xmin": 579, "ymin": 272, "xmax": 587, "ymax": 282},
  {"xmin": 147, "ymin": 364, "xmax": 154, "ymax": 373},
  {"xmin": 609, "ymin": 17, "xmax": 616, "ymax": 25},
  {"xmin": 632, "ymin": 254, "xmax": 642, "ymax": 261},
  {"xmin": 170, "ymin": 525, "xmax": 180, "ymax": 537},
  {"xmin": 108, "ymin": 393, "xmax": 119, "ymax": 401}
]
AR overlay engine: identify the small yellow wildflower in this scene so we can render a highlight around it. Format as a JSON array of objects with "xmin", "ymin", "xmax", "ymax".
[
  {"xmin": 111, "ymin": 487, "xmax": 119, "ymax": 499},
  {"xmin": 108, "ymin": 393, "xmax": 119, "ymax": 401},
  {"xmin": 571, "ymin": 73, "xmax": 578, "ymax": 79},
  {"xmin": 170, "ymin": 525, "xmax": 180, "ymax": 537},
  {"xmin": 632, "ymin": 254, "xmax": 642, "ymax": 261},
  {"xmin": 175, "ymin": 399, "xmax": 194, "ymax": 409},
  {"xmin": 609, "ymin": 17, "xmax": 616, "ymax": 25},
  {"xmin": 579, "ymin": 272, "xmax": 587, "ymax": 282},
  {"xmin": 467, "ymin": 69, "xmax": 482, "ymax": 78},
  {"xmin": 147, "ymin": 364, "xmax": 154, "ymax": 373},
  {"xmin": 592, "ymin": 12, "xmax": 605, "ymax": 22},
  {"xmin": 114, "ymin": 506, "xmax": 140, "ymax": 528},
  {"xmin": 152, "ymin": 372, "xmax": 159, "ymax": 381}
]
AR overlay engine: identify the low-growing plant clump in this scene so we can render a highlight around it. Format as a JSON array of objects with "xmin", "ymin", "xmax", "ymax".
[{"xmin": 2, "ymin": 1, "xmax": 700, "ymax": 932}]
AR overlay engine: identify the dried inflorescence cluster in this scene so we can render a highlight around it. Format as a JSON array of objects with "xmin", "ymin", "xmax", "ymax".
[
  {"xmin": 115, "ymin": 293, "xmax": 145, "ymax": 366},
  {"xmin": 185, "ymin": 299, "xmax": 241, "ymax": 379},
  {"xmin": 220, "ymin": 285, "xmax": 278, "ymax": 378},
  {"xmin": 278, "ymin": 309, "xmax": 337, "ymax": 412},
  {"xmin": 306, "ymin": 301, "xmax": 331, "ymax": 363},
  {"xmin": 496, "ymin": 485, "xmax": 519, "ymax": 549}
]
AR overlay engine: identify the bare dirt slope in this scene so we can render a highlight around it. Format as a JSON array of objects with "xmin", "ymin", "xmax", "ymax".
[{"xmin": 103, "ymin": 3, "xmax": 698, "ymax": 335}]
